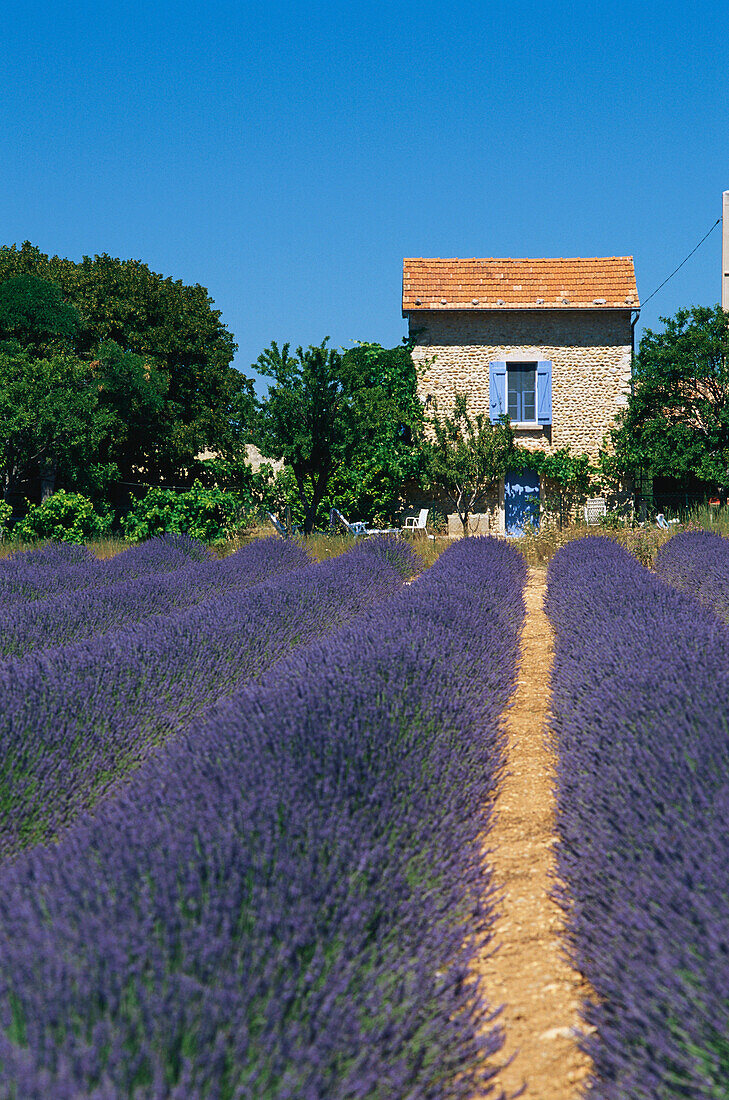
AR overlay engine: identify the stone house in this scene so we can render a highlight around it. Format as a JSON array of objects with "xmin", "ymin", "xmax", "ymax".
[{"xmin": 402, "ymin": 256, "xmax": 640, "ymax": 534}]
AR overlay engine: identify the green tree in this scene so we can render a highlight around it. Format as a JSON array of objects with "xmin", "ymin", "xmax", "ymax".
[
  {"xmin": 608, "ymin": 305, "xmax": 729, "ymax": 492},
  {"xmin": 0, "ymin": 350, "xmax": 114, "ymax": 502},
  {"xmin": 251, "ymin": 338, "xmax": 425, "ymax": 533},
  {"xmin": 0, "ymin": 274, "xmax": 79, "ymax": 353},
  {"xmin": 252, "ymin": 339, "xmax": 354, "ymax": 534},
  {"xmin": 0, "ymin": 242, "xmax": 244, "ymax": 482},
  {"xmin": 91, "ymin": 341, "xmax": 169, "ymax": 483},
  {"xmin": 328, "ymin": 340, "xmax": 424, "ymax": 524},
  {"xmin": 531, "ymin": 448, "xmax": 594, "ymax": 529},
  {"xmin": 422, "ymin": 394, "xmax": 515, "ymax": 536}
]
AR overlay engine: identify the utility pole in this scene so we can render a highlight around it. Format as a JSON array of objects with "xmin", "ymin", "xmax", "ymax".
[{"xmin": 723, "ymin": 190, "xmax": 729, "ymax": 310}]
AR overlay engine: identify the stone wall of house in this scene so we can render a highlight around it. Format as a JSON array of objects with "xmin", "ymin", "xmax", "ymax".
[{"xmin": 409, "ymin": 309, "xmax": 632, "ymax": 461}]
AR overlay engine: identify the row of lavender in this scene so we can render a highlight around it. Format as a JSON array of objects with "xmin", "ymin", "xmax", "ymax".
[
  {"xmin": 0, "ymin": 534, "xmax": 211, "ymax": 606},
  {"xmin": 0, "ymin": 535, "xmax": 415, "ymax": 858},
  {"xmin": 0, "ymin": 537, "xmax": 525, "ymax": 1098},
  {"xmin": 655, "ymin": 527, "xmax": 729, "ymax": 624},
  {"xmin": 546, "ymin": 536, "xmax": 729, "ymax": 1098},
  {"xmin": 0, "ymin": 535, "xmax": 307, "ymax": 655}
]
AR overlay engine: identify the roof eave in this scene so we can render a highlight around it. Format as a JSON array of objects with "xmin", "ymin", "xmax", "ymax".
[{"xmin": 403, "ymin": 304, "xmax": 639, "ymax": 317}]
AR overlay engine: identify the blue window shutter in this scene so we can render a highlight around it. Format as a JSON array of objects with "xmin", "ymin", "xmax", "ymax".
[
  {"xmin": 489, "ymin": 361, "xmax": 507, "ymax": 423},
  {"xmin": 537, "ymin": 360, "xmax": 552, "ymax": 424}
]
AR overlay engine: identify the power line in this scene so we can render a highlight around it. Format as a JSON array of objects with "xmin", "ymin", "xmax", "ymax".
[{"xmin": 641, "ymin": 216, "xmax": 721, "ymax": 308}]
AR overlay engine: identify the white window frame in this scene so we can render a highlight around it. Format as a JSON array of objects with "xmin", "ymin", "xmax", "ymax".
[{"xmin": 507, "ymin": 361, "xmax": 538, "ymax": 427}]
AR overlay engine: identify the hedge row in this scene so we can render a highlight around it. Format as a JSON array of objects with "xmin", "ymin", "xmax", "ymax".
[
  {"xmin": 546, "ymin": 536, "xmax": 729, "ymax": 1098},
  {"xmin": 655, "ymin": 528, "xmax": 729, "ymax": 624},
  {"xmin": 0, "ymin": 537, "xmax": 525, "ymax": 1098},
  {"xmin": 0, "ymin": 536, "xmax": 415, "ymax": 858}
]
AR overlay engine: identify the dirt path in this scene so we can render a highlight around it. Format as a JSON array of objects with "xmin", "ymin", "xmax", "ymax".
[{"xmin": 475, "ymin": 568, "xmax": 593, "ymax": 1099}]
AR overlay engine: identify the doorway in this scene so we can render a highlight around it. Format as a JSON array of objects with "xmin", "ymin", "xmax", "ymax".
[{"xmin": 504, "ymin": 469, "xmax": 540, "ymax": 536}]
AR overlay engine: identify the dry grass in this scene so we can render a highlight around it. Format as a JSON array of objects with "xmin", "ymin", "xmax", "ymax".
[
  {"xmin": 3, "ymin": 508, "xmax": 726, "ymax": 572},
  {"xmin": 0, "ymin": 535, "xmax": 130, "ymax": 561},
  {"xmin": 87, "ymin": 536, "xmax": 131, "ymax": 560},
  {"xmin": 515, "ymin": 523, "xmax": 676, "ymax": 569},
  {"xmin": 220, "ymin": 526, "xmax": 453, "ymax": 568}
]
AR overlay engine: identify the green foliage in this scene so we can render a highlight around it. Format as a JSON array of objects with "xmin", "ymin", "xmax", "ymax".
[
  {"xmin": 530, "ymin": 448, "xmax": 594, "ymax": 528},
  {"xmin": 252, "ymin": 338, "xmax": 423, "ymax": 532},
  {"xmin": 90, "ymin": 341, "xmax": 169, "ymax": 484},
  {"xmin": 0, "ymin": 275, "xmax": 79, "ymax": 353},
  {"xmin": 122, "ymin": 482, "xmax": 251, "ymax": 544},
  {"xmin": 609, "ymin": 304, "xmax": 729, "ymax": 490},
  {"xmin": 598, "ymin": 510, "xmax": 624, "ymax": 529},
  {"xmin": 252, "ymin": 339, "xmax": 350, "ymax": 534},
  {"xmin": 0, "ymin": 500, "xmax": 12, "ymax": 539},
  {"xmin": 15, "ymin": 491, "xmax": 112, "ymax": 542},
  {"xmin": 0, "ymin": 349, "xmax": 116, "ymax": 501},
  {"xmin": 334, "ymin": 341, "xmax": 424, "ymax": 523},
  {"xmin": 422, "ymin": 394, "xmax": 515, "ymax": 536},
  {"xmin": 197, "ymin": 453, "xmax": 274, "ymax": 503},
  {"xmin": 264, "ymin": 465, "xmax": 307, "ymax": 530},
  {"xmin": 0, "ymin": 242, "xmax": 244, "ymax": 482}
]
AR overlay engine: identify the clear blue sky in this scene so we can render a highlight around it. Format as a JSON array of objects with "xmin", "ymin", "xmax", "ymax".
[{"xmin": 1, "ymin": 0, "xmax": 725, "ymax": 391}]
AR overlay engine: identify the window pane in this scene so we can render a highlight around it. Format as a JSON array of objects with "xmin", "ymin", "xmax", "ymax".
[
  {"xmin": 507, "ymin": 365, "xmax": 536, "ymax": 421},
  {"xmin": 523, "ymin": 384, "xmax": 536, "ymax": 421},
  {"xmin": 507, "ymin": 372, "xmax": 519, "ymax": 420}
]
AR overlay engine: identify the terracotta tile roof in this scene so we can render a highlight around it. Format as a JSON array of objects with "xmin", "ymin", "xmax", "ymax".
[{"xmin": 402, "ymin": 257, "xmax": 639, "ymax": 312}]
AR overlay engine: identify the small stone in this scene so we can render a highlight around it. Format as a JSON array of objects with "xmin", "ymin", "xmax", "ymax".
[{"xmin": 539, "ymin": 1025, "xmax": 573, "ymax": 1041}]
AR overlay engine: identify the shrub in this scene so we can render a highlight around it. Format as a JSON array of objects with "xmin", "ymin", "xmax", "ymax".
[
  {"xmin": 547, "ymin": 537, "xmax": 729, "ymax": 1097},
  {"xmin": 0, "ymin": 537, "xmax": 524, "ymax": 1097},
  {"xmin": 655, "ymin": 528, "xmax": 729, "ymax": 623},
  {"xmin": 122, "ymin": 482, "xmax": 250, "ymax": 543},
  {"xmin": 0, "ymin": 536, "xmax": 412, "ymax": 857},
  {"xmin": 0, "ymin": 500, "xmax": 12, "ymax": 539},
  {"xmin": 15, "ymin": 491, "xmax": 111, "ymax": 542}
]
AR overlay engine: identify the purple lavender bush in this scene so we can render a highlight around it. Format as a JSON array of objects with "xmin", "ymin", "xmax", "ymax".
[
  {"xmin": 0, "ymin": 536, "xmax": 524, "ymax": 1098},
  {"xmin": 0, "ymin": 534, "xmax": 211, "ymax": 607},
  {"xmin": 656, "ymin": 528, "xmax": 729, "ymax": 624},
  {"xmin": 0, "ymin": 537, "xmax": 416, "ymax": 858},
  {"xmin": 0, "ymin": 537, "xmax": 309, "ymax": 658},
  {"xmin": 546, "ymin": 536, "xmax": 729, "ymax": 1099},
  {"xmin": 354, "ymin": 531, "xmax": 420, "ymax": 576},
  {"xmin": 0, "ymin": 541, "xmax": 94, "ymax": 570}
]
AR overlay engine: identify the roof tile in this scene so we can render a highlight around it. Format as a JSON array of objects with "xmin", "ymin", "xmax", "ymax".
[{"xmin": 402, "ymin": 256, "xmax": 639, "ymax": 312}]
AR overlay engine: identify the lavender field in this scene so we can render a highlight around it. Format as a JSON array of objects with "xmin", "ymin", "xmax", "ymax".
[
  {"xmin": 0, "ymin": 534, "xmax": 525, "ymax": 1098},
  {"xmin": 547, "ymin": 535, "xmax": 729, "ymax": 1099}
]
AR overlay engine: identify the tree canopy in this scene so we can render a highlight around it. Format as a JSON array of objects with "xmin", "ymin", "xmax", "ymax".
[
  {"xmin": 252, "ymin": 338, "xmax": 423, "ymax": 533},
  {"xmin": 0, "ymin": 242, "xmax": 244, "ymax": 482},
  {"xmin": 422, "ymin": 394, "xmax": 515, "ymax": 536},
  {"xmin": 0, "ymin": 350, "xmax": 115, "ymax": 503},
  {"xmin": 252, "ymin": 339, "xmax": 352, "ymax": 534},
  {"xmin": 0, "ymin": 275, "xmax": 79, "ymax": 353},
  {"xmin": 608, "ymin": 304, "xmax": 729, "ymax": 490}
]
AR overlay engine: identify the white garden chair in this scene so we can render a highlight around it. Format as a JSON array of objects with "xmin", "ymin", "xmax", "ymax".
[
  {"xmin": 329, "ymin": 507, "xmax": 368, "ymax": 537},
  {"xmin": 403, "ymin": 508, "xmax": 434, "ymax": 539},
  {"xmin": 330, "ymin": 508, "xmax": 398, "ymax": 538},
  {"xmin": 267, "ymin": 512, "xmax": 289, "ymax": 537}
]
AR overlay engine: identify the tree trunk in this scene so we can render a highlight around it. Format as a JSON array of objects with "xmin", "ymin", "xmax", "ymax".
[
  {"xmin": 303, "ymin": 468, "xmax": 329, "ymax": 535},
  {"xmin": 41, "ymin": 461, "xmax": 57, "ymax": 501}
]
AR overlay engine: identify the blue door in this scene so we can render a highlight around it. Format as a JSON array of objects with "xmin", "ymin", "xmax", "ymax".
[{"xmin": 504, "ymin": 469, "xmax": 540, "ymax": 536}]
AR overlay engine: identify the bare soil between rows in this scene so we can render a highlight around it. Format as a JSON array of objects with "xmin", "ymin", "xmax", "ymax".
[{"xmin": 474, "ymin": 568, "xmax": 594, "ymax": 1099}]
